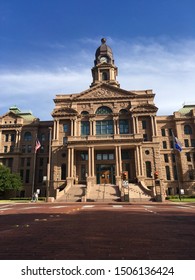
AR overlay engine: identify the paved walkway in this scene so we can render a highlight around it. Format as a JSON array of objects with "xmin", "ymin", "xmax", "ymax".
[{"xmin": 0, "ymin": 202, "xmax": 195, "ymax": 260}]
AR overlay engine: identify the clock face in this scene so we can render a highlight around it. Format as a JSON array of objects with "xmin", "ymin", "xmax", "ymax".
[{"xmin": 100, "ymin": 56, "xmax": 107, "ymax": 63}]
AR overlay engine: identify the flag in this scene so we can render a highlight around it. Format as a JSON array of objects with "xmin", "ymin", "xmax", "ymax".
[
  {"xmin": 172, "ymin": 131, "xmax": 182, "ymax": 152},
  {"xmin": 35, "ymin": 139, "xmax": 41, "ymax": 153}
]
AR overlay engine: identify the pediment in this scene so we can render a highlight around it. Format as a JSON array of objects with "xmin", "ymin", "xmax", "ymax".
[
  {"xmin": 52, "ymin": 107, "xmax": 78, "ymax": 117},
  {"xmin": 74, "ymin": 84, "xmax": 136, "ymax": 100},
  {"xmin": 131, "ymin": 104, "xmax": 158, "ymax": 113}
]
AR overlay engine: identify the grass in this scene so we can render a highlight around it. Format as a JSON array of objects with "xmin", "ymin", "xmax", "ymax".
[{"xmin": 169, "ymin": 198, "xmax": 195, "ymax": 202}]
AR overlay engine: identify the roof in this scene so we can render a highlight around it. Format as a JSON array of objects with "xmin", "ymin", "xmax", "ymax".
[
  {"xmin": 9, "ymin": 106, "xmax": 37, "ymax": 121},
  {"xmin": 178, "ymin": 104, "xmax": 195, "ymax": 115}
]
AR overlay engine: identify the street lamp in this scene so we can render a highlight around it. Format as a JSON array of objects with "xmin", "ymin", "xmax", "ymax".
[{"xmin": 46, "ymin": 127, "xmax": 52, "ymax": 202}]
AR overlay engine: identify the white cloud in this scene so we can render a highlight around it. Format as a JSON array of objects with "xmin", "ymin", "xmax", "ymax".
[{"xmin": 1, "ymin": 37, "xmax": 195, "ymax": 120}]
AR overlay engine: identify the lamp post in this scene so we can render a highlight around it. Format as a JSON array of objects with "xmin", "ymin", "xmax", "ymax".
[{"xmin": 46, "ymin": 127, "xmax": 52, "ymax": 202}]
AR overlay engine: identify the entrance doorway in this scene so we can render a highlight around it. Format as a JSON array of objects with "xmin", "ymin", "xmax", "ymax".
[{"xmin": 96, "ymin": 164, "xmax": 115, "ymax": 184}]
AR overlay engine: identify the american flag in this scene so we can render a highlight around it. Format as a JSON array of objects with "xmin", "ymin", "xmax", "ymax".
[{"xmin": 35, "ymin": 139, "xmax": 41, "ymax": 153}]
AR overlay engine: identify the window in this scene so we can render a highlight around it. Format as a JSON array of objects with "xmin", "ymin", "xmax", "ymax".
[
  {"xmin": 21, "ymin": 145, "xmax": 26, "ymax": 153},
  {"xmin": 184, "ymin": 125, "xmax": 192, "ymax": 135},
  {"xmin": 5, "ymin": 134, "xmax": 9, "ymax": 142},
  {"xmin": 61, "ymin": 164, "xmax": 66, "ymax": 180},
  {"xmin": 96, "ymin": 106, "xmax": 112, "ymax": 115},
  {"xmin": 102, "ymin": 72, "xmax": 108, "ymax": 80},
  {"xmin": 81, "ymin": 111, "xmax": 89, "ymax": 115},
  {"xmin": 168, "ymin": 129, "xmax": 172, "ymax": 136},
  {"xmin": 170, "ymin": 140, "xmax": 174, "ymax": 149},
  {"xmin": 184, "ymin": 139, "xmax": 189, "ymax": 147},
  {"xmin": 172, "ymin": 153, "xmax": 176, "ymax": 163},
  {"xmin": 26, "ymin": 158, "xmax": 31, "ymax": 167},
  {"xmin": 20, "ymin": 158, "xmax": 25, "ymax": 167},
  {"xmin": 186, "ymin": 152, "xmax": 191, "ymax": 162},
  {"xmin": 10, "ymin": 146, "xmax": 14, "ymax": 152},
  {"xmin": 25, "ymin": 169, "xmax": 30, "ymax": 183},
  {"xmin": 81, "ymin": 152, "xmax": 88, "ymax": 161},
  {"xmin": 164, "ymin": 154, "xmax": 169, "ymax": 163},
  {"xmin": 11, "ymin": 134, "xmax": 15, "ymax": 142},
  {"xmin": 24, "ymin": 132, "xmax": 32, "ymax": 141},
  {"xmin": 119, "ymin": 120, "xmax": 129, "ymax": 134},
  {"xmin": 63, "ymin": 137, "xmax": 67, "ymax": 145},
  {"xmin": 173, "ymin": 165, "xmax": 178, "ymax": 180},
  {"xmin": 145, "ymin": 161, "xmax": 152, "ymax": 178},
  {"xmin": 96, "ymin": 120, "xmax": 113, "ymax": 135},
  {"xmin": 191, "ymin": 139, "xmax": 195, "ymax": 147},
  {"xmin": 165, "ymin": 166, "xmax": 171, "ymax": 180},
  {"xmin": 63, "ymin": 124, "xmax": 68, "ymax": 133},
  {"xmin": 163, "ymin": 141, "xmax": 167, "ymax": 149},
  {"xmin": 142, "ymin": 120, "xmax": 147, "ymax": 129},
  {"xmin": 81, "ymin": 121, "xmax": 90, "ymax": 136},
  {"xmin": 161, "ymin": 129, "xmax": 166, "ymax": 136},
  {"xmin": 96, "ymin": 152, "xmax": 114, "ymax": 161},
  {"xmin": 27, "ymin": 145, "xmax": 32, "ymax": 153},
  {"xmin": 119, "ymin": 109, "xmax": 128, "ymax": 114},
  {"xmin": 143, "ymin": 134, "xmax": 148, "ymax": 141},
  {"xmin": 40, "ymin": 134, "xmax": 45, "ymax": 141},
  {"xmin": 4, "ymin": 146, "xmax": 8, "ymax": 153}
]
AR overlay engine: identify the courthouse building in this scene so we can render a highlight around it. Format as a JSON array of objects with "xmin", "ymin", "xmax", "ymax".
[{"xmin": 0, "ymin": 38, "xmax": 195, "ymax": 200}]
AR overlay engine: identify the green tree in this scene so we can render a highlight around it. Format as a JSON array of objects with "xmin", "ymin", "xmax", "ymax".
[{"xmin": 0, "ymin": 164, "xmax": 22, "ymax": 192}]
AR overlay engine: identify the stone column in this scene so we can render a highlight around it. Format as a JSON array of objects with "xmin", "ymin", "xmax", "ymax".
[
  {"xmin": 91, "ymin": 147, "xmax": 95, "ymax": 177},
  {"xmin": 67, "ymin": 148, "xmax": 71, "ymax": 177},
  {"xmin": 71, "ymin": 119, "xmax": 74, "ymax": 136},
  {"xmin": 90, "ymin": 120, "xmax": 93, "ymax": 136},
  {"xmin": 135, "ymin": 145, "xmax": 141, "ymax": 176},
  {"xmin": 139, "ymin": 145, "xmax": 144, "ymax": 176},
  {"xmin": 118, "ymin": 146, "xmax": 122, "ymax": 174},
  {"xmin": 93, "ymin": 120, "xmax": 96, "ymax": 135},
  {"xmin": 74, "ymin": 118, "xmax": 77, "ymax": 136},
  {"xmin": 88, "ymin": 146, "xmax": 91, "ymax": 177},
  {"xmin": 115, "ymin": 146, "xmax": 119, "ymax": 176}
]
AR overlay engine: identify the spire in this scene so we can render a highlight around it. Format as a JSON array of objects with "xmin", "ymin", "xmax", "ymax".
[{"xmin": 91, "ymin": 38, "xmax": 120, "ymax": 88}]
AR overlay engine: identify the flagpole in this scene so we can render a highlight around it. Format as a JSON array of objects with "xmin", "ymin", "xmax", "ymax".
[
  {"xmin": 31, "ymin": 142, "xmax": 37, "ymax": 198},
  {"xmin": 171, "ymin": 130, "xmax": 182, "ymax": 201},
  {"xmin": 31, "ymin": 135, "xmax": 41, "ymax": 199}
]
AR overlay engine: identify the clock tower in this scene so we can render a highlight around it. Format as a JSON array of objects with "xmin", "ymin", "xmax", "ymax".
[{"xmin": 90, "ymin": 38, "xmax": 120, "ymax": 88}]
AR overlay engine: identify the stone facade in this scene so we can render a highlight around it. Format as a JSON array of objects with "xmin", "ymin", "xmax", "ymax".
[{"xmin": 0, "ymin": 39, "xmax": 195, "ymax": 199}]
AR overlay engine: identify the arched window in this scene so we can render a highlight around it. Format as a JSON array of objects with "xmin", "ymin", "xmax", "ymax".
[
  {"xmin": 81, "ymin": 111, "xmax": 89, "ymax": 115},
  {"xmin": 145, "ymin": 161, "xmax": 152, "ymax": 178},
  {"xmin": 184, "ymin": 125, "xmax": 192, "ymax": 135},
  {"xmin": 96, "ymin": 106, "xmax": 112, "ymax": 115},
  {"xmin": 119, "ymin": 109, "xmax": 128, "ymax": 114},
  {"xmin": 102, "ymin": 72, "xmax": 108, "ymax": 81},
  {"xmin": 23, "ymin": 132, "xmax": 32, "ymax": 141}
]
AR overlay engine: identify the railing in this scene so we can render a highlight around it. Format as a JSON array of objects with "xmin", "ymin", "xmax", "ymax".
[{"xmin": 67, "ymin": 134, "xmax": 137, "ymax": 142}]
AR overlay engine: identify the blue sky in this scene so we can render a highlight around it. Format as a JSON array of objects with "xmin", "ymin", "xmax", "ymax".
[{"xmin": 1, "ymin": 0, "xmax": 195, "ymax": 120}]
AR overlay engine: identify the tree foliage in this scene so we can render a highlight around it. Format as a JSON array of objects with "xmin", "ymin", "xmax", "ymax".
[{"xmin": 0, "ymin": 165, "xmax": 22, "ymax": 192}]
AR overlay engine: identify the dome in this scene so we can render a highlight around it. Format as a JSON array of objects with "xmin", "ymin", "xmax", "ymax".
[{"xmin": 95, "ymin": 38, "xmax": 114, "ymax": 65}]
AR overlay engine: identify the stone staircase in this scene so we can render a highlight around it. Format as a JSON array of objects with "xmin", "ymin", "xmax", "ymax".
[
  {"xmin": 127, "ymin": 183, "xmax": 152, "ymax": 202},
  {"xmin": 87, "ymin": 184, "xmax": 121, "ymax": 202},
  {"xmin": 57, "ymin": 184, "xmax": 86, "ymax": 202},
  {"xmin": 56, "ymin": 183, "xmax": 152, "ymax": 202}
]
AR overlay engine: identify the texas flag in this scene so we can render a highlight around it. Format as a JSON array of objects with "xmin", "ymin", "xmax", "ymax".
[
  {"xmin": 35, "ymin": 139, "xmax": 41, "ymax": 153},
  {"xmin": 172, "ymin": 132, "xmax": 182, "ymax": 152}
]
